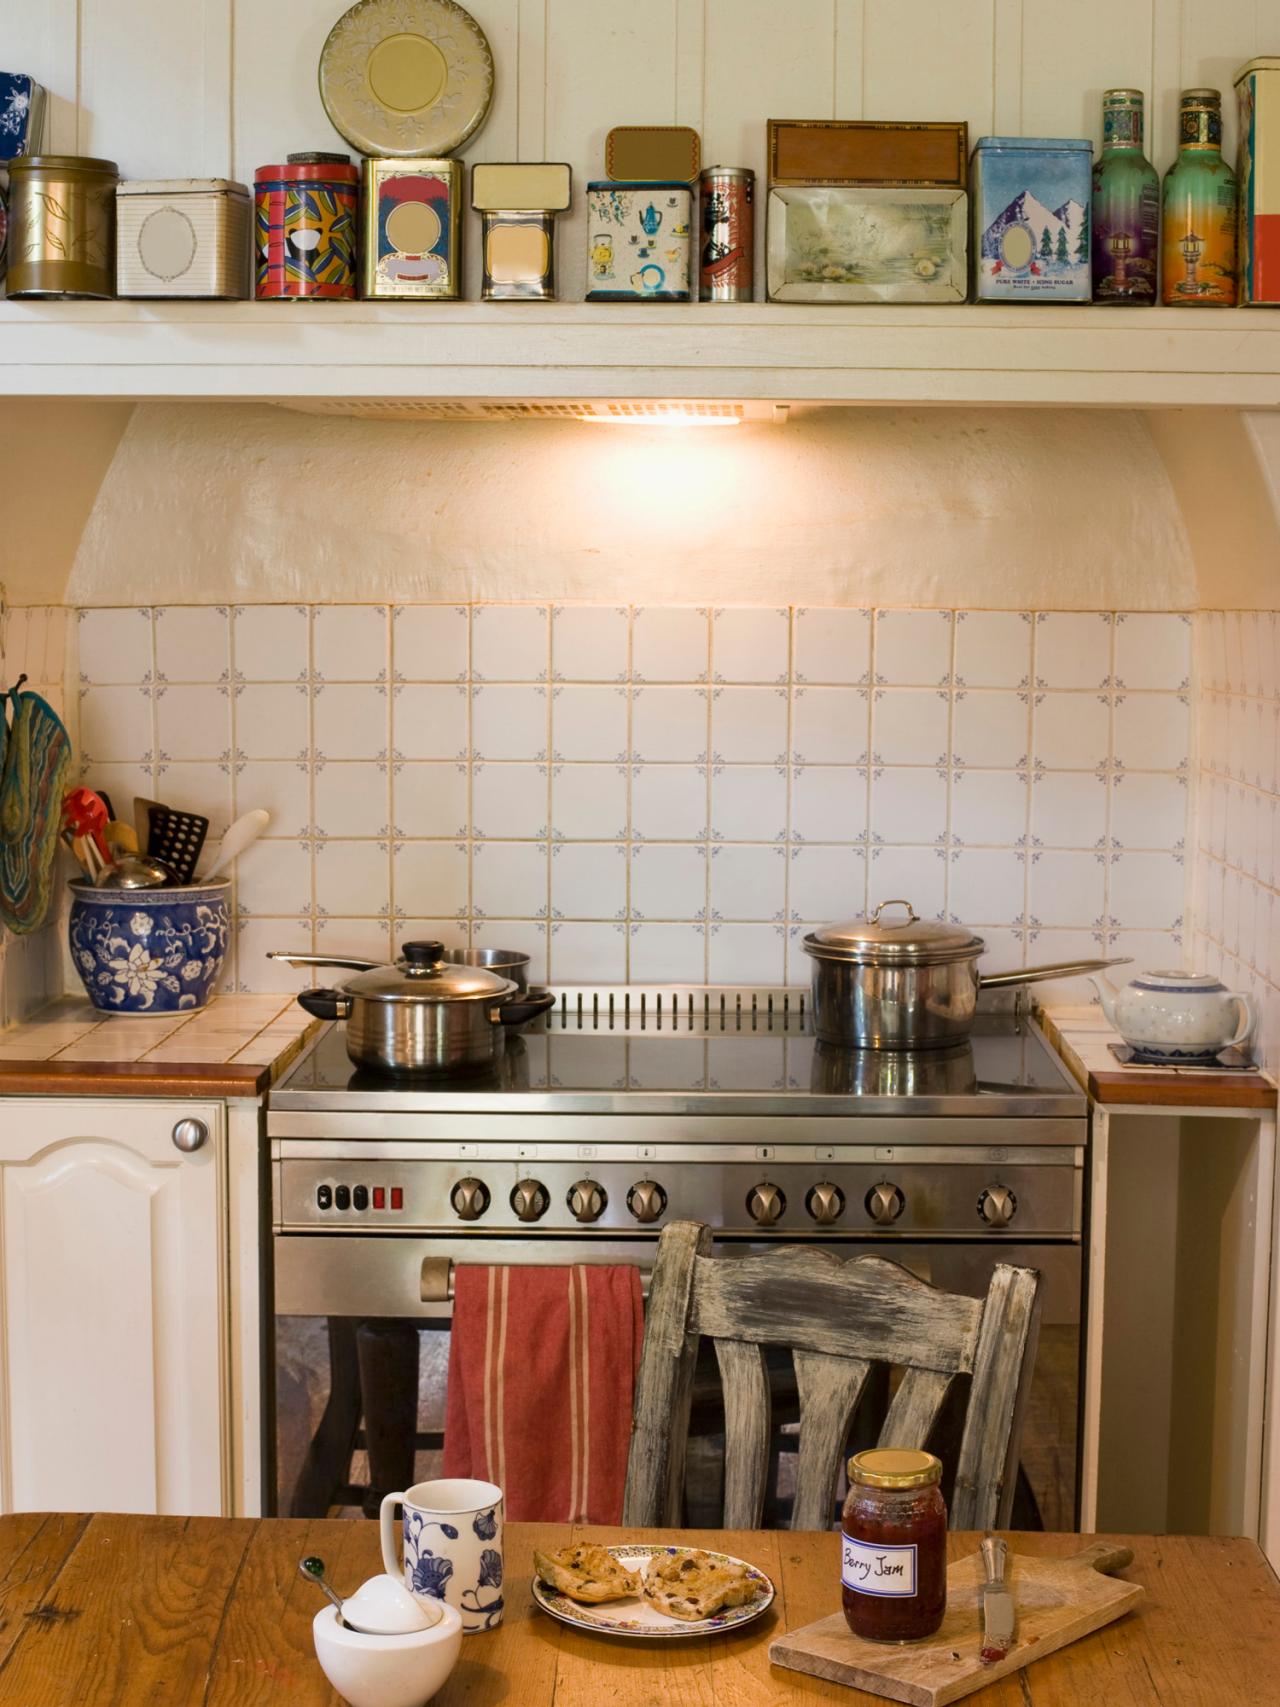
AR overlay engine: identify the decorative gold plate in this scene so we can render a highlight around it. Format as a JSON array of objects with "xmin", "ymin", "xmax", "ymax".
[{"xmin": 319, "ymin": 0, "xmax": 494, "ymax": 159}]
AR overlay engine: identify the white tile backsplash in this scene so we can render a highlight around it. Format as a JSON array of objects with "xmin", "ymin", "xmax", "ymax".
[{"xmin": 67, "ymin": 603, "xmax": 1195, "ymax": 991}]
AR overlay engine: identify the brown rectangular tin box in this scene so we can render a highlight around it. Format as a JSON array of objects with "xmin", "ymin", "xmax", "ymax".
[{"xmin": 767, "ymin": 119, "xmax": 968, "ymax": 189}]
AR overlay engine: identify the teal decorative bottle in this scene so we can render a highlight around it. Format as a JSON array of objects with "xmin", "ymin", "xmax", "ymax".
[
  {"xmin": 1091, "ymin": 89, "xmax": 1159, "ymax": 302},
  {"xmin": 1162, "ymin": 89, "xmax": 1238, "ymax": 305}
]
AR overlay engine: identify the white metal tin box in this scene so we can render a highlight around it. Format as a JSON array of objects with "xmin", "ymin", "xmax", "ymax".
[
  {"xmin": 585, "ymin": 182, "xmax": 692, "ymax": 300},
  {"xmin": 116, "ymin": 178, "xmax": 252, "ymax": 299}
]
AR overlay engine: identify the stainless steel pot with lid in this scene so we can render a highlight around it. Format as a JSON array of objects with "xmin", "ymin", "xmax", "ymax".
[
  {"xmin": 284, "ymin": 940, "xmax": 555, "ymax": 1076},
  {"xmin": 803, "ymin": 898, "xmax": 1129, "ymax": 1050}
]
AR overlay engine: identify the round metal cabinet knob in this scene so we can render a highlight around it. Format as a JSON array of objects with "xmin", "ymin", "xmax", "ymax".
[
  {"xmin": 510, "ymin": 1179, "xmax": 549, "ymax": 1222},
  {"xmin": 805, "ymin": 1181, "xmax": 846, "ymax": 1224},
  {"xmin": 865, "ymin": 1181, "xmax": 905, "ymax": 1224},
  {"xmin": 451, "ymin": 1177, "xmax": 491, "ymax": 1221},
  {"xmin": 978, "ymin": 1185, "xmax": 1018, "ymax": 1228},
  {"xmin": 567, "ymin": 1180, "xmax": 607, "ymax": 1223},
  {"xmin": 626, "ymin": 1180, "xmax": 667, "ymax": 1224},
  {"xmin": 747, "ymin": 1182, "xmax": 786, "ymax": 1225},
  {"xmin": 171, "ymin": 1118, "xmax": 208, "ymax": 1153}
]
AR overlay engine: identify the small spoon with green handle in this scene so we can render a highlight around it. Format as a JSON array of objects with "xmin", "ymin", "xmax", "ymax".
[{"xmin": 299, "ymin": 1555, "xmax": 346, "ymax": 1623}]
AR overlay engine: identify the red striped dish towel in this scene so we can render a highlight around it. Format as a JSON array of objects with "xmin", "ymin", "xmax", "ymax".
[{"xmin": 442, "ymin": 1265, "xmax": 644, "ymax": 1523}]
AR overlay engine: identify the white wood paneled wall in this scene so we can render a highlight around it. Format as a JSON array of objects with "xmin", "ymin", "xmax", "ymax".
[{"xmin": 2, "ymin": 0, "xmax": 1271, "ymax": 298}]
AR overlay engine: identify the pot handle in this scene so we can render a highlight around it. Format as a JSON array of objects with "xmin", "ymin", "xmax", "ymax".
[
  {"xmin": 494, "ymin": 990, "xmax": 557, "ymax": 1028},
  {"xmin": 297, "ymin": 987, "xmax": 353, "ymax": 1021},
  {"xmin": 1230, "ymin": 992, "xmax": 1259, "ymax": 1050},
  {"xmin": 869, "ymin": 898, "xmax": 919, "ymax": 926},
  {"xmin": 980, "ymin": 954, "xmax": 1133, "ymax": 990},
  {"xmin": 268, "ymin": 951, "xmax": 379, "ymax": 972}
]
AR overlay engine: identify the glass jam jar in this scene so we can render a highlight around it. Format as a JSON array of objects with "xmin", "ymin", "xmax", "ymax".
[{"xmin": 841, "ymin": 1449, "xmax": 947, "ymax": 1642}]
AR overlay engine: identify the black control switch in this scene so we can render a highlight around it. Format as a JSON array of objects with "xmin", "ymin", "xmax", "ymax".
[
  {"xmin": 334, "ymin": 1185, "xmax": 351, "ymax": 1210},
  {"xmin": 352, "ymin": 1184, "xmax": 369, "ymax": 1211},
  {"xmin": 316, "ymin": 1184, "xmax": 333, "ymax": 1210}
]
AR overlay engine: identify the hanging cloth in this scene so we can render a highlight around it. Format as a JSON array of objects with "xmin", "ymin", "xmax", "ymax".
[{"xmin": 0, "ymin": 676, "xmax": 72, "ymax": 935}]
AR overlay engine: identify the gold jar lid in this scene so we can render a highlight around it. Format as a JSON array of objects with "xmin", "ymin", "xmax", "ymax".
[{"xmin": 848, "ymin": 1449, "xmax": 942, "ymax": 1490}]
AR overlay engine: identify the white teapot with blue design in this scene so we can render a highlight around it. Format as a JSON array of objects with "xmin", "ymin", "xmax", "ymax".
[{"xmin": 1088, "ymin": 968, "xmax": 1257, "ymax": 1064}]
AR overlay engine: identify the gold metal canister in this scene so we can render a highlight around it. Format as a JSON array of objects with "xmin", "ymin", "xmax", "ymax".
[{"xmin": 7, "ymin": 155, "xmax": 119, "ymax": 297}]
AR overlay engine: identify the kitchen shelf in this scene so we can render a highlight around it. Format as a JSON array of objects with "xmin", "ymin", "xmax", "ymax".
[{"xmin": 2, "ymin": 300, "xmax": 1278, "ymax": 408}]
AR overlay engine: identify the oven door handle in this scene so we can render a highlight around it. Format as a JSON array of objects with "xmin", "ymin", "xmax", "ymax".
[{"xmin": 420, "ymin": 1256, "xmax": 456, "ymax": 1303}]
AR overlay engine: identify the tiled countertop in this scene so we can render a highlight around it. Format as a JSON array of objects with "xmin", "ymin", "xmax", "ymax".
[
  {"xmin": 1039, "ymin": 1003, "xmax": 1277, "ymax": 1111},
  {"xmin": 0, "ymin": 996, "xmax": 318, "ymax": 1098}
]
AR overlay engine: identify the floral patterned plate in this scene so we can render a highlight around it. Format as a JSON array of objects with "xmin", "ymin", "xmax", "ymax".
[{"xmin": 530, "ymin": 1545, "xmax": 774, "ymax": 1640}]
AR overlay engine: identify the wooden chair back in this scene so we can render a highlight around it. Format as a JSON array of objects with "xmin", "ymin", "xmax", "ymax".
[{"xmin": 622, "ymin": 1221, "xmax": 1042, "ymax": 1532}]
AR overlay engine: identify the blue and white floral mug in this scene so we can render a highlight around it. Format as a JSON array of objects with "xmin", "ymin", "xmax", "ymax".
[{"xmin": 380, "ymin": 1478, "xmax": 504, "ymax": 1634}]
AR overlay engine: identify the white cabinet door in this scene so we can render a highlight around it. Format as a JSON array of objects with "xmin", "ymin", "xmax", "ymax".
[{"xmin": 0, "ymin": 1099, "xmax": 227, "ymax": 1516}]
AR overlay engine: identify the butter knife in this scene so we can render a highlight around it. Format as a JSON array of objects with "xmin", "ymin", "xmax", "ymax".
[{"xmin": 979, "ymin": 1535, "xmax": 1015, "ymax": 1664}]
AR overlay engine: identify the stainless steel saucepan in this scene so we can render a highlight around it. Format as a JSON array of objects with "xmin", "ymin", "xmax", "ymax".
[
  {"xmin": 803, "ymin": 898, "xmax": 1130, "ymax": 1051},
  {"xmin": 268, "ymin": 941, "xmax": 552, "ymax": 1076}
]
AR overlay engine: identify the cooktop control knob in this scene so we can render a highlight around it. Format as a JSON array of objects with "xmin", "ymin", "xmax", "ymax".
[
  {"xmin": 805, "ymin": 1181, "xmax": 846, "ymax": 1224},
  {"xmin": 627, "ymin": 1180, "xmax": 667, "ymax": 1223},
  {"xmin": 510, "ymin": 1179, "xmax": 549, "ymax": 1222},
  {"xmin": 567, "ymin": 1179, "xmax": 607, "ymax": 1223},
  {"xmin": 747, "ymin": 1182, "xmax": 786, "ymax": 1225},
  {"xmin": 978, "ymin": 1185, "xmax": 1018, "ymax": 1228},
  {"xmin": 865, "ymin": 1181, "xmax": 905, "ymax": 1225},
  {"xmin": 451, "ymin": 1177, "xmax": 490, "ymax": 1221}
]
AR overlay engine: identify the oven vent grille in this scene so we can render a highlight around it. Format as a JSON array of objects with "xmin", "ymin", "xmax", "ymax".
[
  {"xmin": 273, "ymin": 399, "xmax": 746, "ymax": 423},
  {"xmin": 542, "ymin": 985, "xmax": 810, "ymax": 1035}
]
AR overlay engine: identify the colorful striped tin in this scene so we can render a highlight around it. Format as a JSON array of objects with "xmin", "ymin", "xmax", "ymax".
[
  {"xmin": 254, "ymin": 153, "xmax": 359, "ymax": 300},
  {"xmin": 1236, "ymin": 58, "xmax": 1280, "ymax": 305}
]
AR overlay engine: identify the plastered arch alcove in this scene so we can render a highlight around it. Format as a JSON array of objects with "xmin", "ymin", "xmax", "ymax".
[{"xmin": 59, "ymin": 402, "xmax": 1202, "ymax": 610}]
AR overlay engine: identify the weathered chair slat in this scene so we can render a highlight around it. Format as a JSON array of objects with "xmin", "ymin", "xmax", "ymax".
[
  {"xmin": 624, "ymin": 1221, "xmax": 1043, "ymax": 1533},
  {"xmin": 951, "ymin": 1261, "xmax": 1043, "ymax": 1530},
  {"xmin": 691, "ymin": 1246, "xmax": 982, "ymax": 1372},
  {"xmin": 791, "ymin": 1351, "xmax": 873, "ymax": 1534},
  {"xmin": 879, "ymin": 1365, "xmax": 955, "ymax": 1450},
  {"xmin": 714, "ymin": 1338, "xmax": 772, "ymax": 1529},
  {"xmin": 622, "ymin": 1220, "xmax": 712, "ymax": 1528}
]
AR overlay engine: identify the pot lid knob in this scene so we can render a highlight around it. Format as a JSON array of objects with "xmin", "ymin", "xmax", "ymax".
[
  {"xmin": 402, "ymin": 940, "xmax": 445, "ymax": 971},
  {"xmin": 868, "ymin": 898, "xmax": 919, "ymax": 927}
]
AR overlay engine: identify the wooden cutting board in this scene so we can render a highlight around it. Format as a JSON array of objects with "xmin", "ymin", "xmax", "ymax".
[{"xmin": 769, "ymin": 1541, "xmax": 1143, "ymax": 1706}]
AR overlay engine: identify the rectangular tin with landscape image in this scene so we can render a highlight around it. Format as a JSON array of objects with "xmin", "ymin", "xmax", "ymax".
[
  {"xmin": 971, "ymin": 136, "xmax": 1092, "ymax": 301},
  {"xmin": 766, "ymin": 184, "xmax": 967, "ymax": 303}
]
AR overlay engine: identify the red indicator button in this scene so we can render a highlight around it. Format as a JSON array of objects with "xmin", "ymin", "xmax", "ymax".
[
  {"xmin": 390, "ymin": 1187, "xmax": 404, "ymax": 1210},
  {"xmin": 372, "ymin": 1187, "xmax": 386, "ymax": 1209}
]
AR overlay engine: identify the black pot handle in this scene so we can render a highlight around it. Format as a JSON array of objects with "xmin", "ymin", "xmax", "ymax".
[
  {"xmin": 297, "ymin": 987, "xmax": 353, "ymax": 1021},
  {"xmin": 495, "ymin": 990, "xmax": 556, "ymax": 1028}
]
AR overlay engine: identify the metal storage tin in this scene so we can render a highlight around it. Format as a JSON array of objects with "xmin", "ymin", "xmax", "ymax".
[
  {"xmin": 6, "ymin": 155, "xmax": 118, "ymax": 297},
  {"xmin": 585, "ymin": 182, "xmax": 692, "ymax": 301},
  {"xmin": 472, "ymin": 162, "xmax": 571, "ymax": 301},
  {"xmin": 254, "ymin": 154, "xmax": 358, "ymax": 300},
  {"xmin": 970, "ymin": 135, "xmax": 1092, "ymax": 301},
  {"xmin": 116, "ymin": 179, "xmax": 251, "ymax": 299},
  {"xmin": 0, "ymin": 72, "xmax": 46, "ymax": 162},
  {"xmin": 362, "ymin": 157, "xmax": 461, "ymax": 300},
  {"xmin": 1236, "ymin": 57, "xmax": 1280, "ymax": 305},
  {"xmin": 699, "ymin": 166, "xmax": 754, "ymax": 301}
]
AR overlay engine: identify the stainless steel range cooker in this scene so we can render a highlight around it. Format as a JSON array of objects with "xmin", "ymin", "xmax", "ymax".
[{"xmin": 267, "ymin": 985, "xmax": 1086, "ymax": 1525}]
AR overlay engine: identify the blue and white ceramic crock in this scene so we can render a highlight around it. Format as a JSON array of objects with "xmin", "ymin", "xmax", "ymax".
[{"xmin": 68, "ymin": 879, "xmax": 230, "ymax": 1014}]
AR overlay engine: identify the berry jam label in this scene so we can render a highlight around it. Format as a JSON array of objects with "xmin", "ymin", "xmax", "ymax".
[{"xmin": 841, "ymin": 1534, "xmax": 918, "ymax": 1597}]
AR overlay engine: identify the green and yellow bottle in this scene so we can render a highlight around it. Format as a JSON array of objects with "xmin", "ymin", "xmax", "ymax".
[
  {"xmin": 1162, "ymin": 88, "xmax": 1238, "ymax": 304},
  {"xmin": 1092, "ymin": 90, "xmax": 1159, "ymax": 302}
]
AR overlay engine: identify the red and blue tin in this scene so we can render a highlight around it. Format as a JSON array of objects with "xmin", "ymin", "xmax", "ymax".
[{"xmin": 254, "ymin": 153, "xmax": 358, "ymax": 300}]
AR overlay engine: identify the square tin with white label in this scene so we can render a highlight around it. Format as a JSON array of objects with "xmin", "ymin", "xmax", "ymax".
[{"xmin": 116, "ymin": 179, "xmax": 251, "ymax": 299}]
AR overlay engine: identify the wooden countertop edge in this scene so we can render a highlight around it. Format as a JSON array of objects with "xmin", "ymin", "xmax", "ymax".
[
  {"xmin": 0, "ymin": 1058, "xmax": 273, "ymax": 1097},
  {"xmin": 1037, "ymin": 1007, "xmax": 1278, "ymax": 1110}
]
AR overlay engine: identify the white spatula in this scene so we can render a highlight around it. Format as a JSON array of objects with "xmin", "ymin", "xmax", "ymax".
[{"xmin": 201, "ymin": 809, "xmax": 270, "ymax": 881}]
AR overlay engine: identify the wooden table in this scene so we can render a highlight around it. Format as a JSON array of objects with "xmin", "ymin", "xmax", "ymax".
[{"xmin": 0, "ymin": 1515, "xmax": 1274, "ymax": 1704}]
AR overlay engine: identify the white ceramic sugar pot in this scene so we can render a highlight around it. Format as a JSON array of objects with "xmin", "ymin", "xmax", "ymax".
[{"xmin": 1089, "ymin": 968, "xmax": 1257, "ymax": 1064}]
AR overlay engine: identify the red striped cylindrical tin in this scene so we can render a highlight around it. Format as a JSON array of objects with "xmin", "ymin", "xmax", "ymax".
[
  {"xmin": 253, "ymin": 153, "xmax": 358, "ymax": 301},
  {"xmin": 699, "ymin": 166, "xmax": 754, "ymax": 301}
]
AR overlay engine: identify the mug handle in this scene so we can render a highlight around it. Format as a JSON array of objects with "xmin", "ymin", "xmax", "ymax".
[
  {"xmin": 1229, "ymin": 993, "xmax": 1258, "ymax": 1051},
  {"xmin": 380, "ymin": 1491, "xmax": 407, "ymax": 1580}
]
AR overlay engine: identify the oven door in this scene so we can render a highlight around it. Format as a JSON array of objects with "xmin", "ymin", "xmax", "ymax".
[{"xmin": 271, "ymin": 1231, "xmax": 1080, "ymax": 1529}]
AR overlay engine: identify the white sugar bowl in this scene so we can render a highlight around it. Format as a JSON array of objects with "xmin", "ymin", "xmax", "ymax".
[
  {"xmin": 313, "ymin": 1596, "xmax": 463, "ymax": 1707},
  {"xmin": 1089, "ymin": 969, "xmax": 1257, "ymax": 1063}
]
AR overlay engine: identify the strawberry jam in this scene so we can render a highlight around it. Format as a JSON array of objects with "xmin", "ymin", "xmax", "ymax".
[{"xmin": 841, "ymin": 1449, "xmax": 947, "ymax": 1642}]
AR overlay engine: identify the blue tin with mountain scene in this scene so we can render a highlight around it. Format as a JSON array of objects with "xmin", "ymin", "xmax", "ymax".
[{"xmin": 971, "ymin": 136, "xmax": 1091, "ymax": 300}]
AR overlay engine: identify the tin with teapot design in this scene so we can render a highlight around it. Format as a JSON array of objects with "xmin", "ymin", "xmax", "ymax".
[
  {"xmin": 254, "ymin": 153, "xmax": 359, "ymax": 300},
  {"xmin": 585, "ymin": 182, "xmax": 692, "ymax": 301}
]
